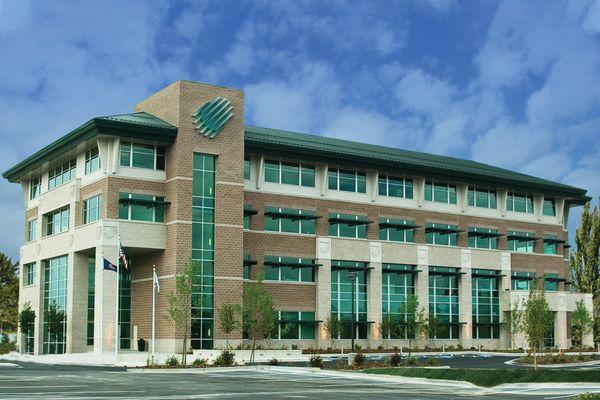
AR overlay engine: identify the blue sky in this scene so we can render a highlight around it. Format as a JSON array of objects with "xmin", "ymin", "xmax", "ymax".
[{"xmin": 0, "ymin": 0, "xmax": 599, "ymax": 261}]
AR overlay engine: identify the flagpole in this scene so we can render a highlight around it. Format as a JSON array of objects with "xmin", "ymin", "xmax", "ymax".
[
  {"xmin": 152, "ymin": 265, "xmax": 156, "ymax": 363},
  {"xmin": 100, "ymin": 252, "xmax": 103, "ymax": 359},
  {"xmin": 115, "ymin": 238, "xmax": 120, "ymax": 360}
]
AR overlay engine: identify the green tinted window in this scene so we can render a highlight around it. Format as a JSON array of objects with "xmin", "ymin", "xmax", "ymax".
[{"xmin": 543, "ymin": 198, "xmax": 556, "ymax": 216}]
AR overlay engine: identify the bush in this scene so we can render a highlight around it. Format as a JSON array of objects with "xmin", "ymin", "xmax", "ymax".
[
  {"xmin": 389, "ymin": 352, "xmax": 402, "ymax": 367},
  {"xmin": 579, "ymin": 394, "xmax": 600, "ymax": 400},
  {"xmin": 192, "ymin": 358, "xmax": 208, "ymax": 368},
  {"xmin": 213, "ymin": 349, "xmax": 235, "ymax": 367},
  {"xmin": 291, "ymin": 344, "xmax": 299, "ymax": 350},
  {"xmin": 377, "ymin": 345, "xmax": 384, "ymax": 350},
  {"xmin": 425, "ymin": 357, "xmax": 438, "ymax": 366},
  {"xmin": 309, "ymin": 355, "xmax": 323, "ymax": 368},
  {"xmin": 269, "ymin": 358, "xmax": 279, "ymax": 366},
  {"xmin": 405, "ymin": 356, "xmax": 416, "ymax": 367},
  {"xmin": 165, "ymin": 356, "xmax": 179, "ymax": 366},
  {"xmin": 354, "ymin": 344, "xmax": 362, "ymax": 352},
  {"xmin": 353, "ymin": 352, "xmax": 366, "ymax": 368},
  {"xmin": 1, "ymin": 334, "xmax": 9, "ymax": 345}
]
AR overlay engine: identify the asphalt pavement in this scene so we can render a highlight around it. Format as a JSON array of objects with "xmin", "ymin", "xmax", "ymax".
[{"xmin": 1, "ymin": 359, "xmax": 598, "ymax": 399}]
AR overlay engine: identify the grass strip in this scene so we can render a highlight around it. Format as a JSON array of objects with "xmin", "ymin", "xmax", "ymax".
[{"xmin": 362, "ymin": 368, "xmax": 600, "ymax": 387}]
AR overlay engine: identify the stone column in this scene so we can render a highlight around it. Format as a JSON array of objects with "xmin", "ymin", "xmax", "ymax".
[
  {"xmin": 460, "ymin": 249, "xmax": 472, "ymax": 348},
  {"xmin": 368, "ymin": 242, "xmax": 382, "ymax": 347},
  {"xmin": 316, "ymin": 237, "xmax": 332, "ymax": 349},
  {"xmin": 499, "ymin": 252, "xmax": 512, "ymax": 348},
  {"xmin": 94, "ymin": 221, "xmax": 120, "ymax": 355},
  {"xmin": 582, "ymin": 294, "xmax": 595, "ymax": 347},
  {"xmin": 555, "ymin": 291, "xmax": 568, "ymax": 350},
  {"xmin": 67, "ymin": 252, "xmax": 89, "ymax": 353},
  {"xmin": 415, "ymin": 246, "xmax": 429, "ymax": 347}
]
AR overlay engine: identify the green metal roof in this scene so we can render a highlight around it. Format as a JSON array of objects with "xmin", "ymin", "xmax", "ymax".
[
  {"xmin": 2, "ymin": 112, "xmax": 177, "ymax": 182},
  {"xmin": 244, "ymin": 125, "xmax": 589, "ymax": 202}
]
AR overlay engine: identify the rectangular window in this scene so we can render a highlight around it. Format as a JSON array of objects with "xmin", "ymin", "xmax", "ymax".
[
  {"xmin": 511, "ymin": 271, "xmax": 535, "ymax": 290},
  {"xmin": 118, "ymin": 193, "xmax": 165, "ymax": 222},
  {"xmin": 428, "ymin": 267, "xmax": 460, "ymax": 339},
  {"xmin": 243, "ymin": 158, "xmax": 250, "ymax": 180},
  {"xmin": 43, "ymin": 255, "xmax": 68, "ymax": 354},
  {"xmin": 331, "ymin": 264, "xmax": 368, "ymax": 339},
  {"xmin": 263, "ymin": 256, "xmax": 315, "ymax": 283},
  {"xmin": 48, "ymin": 159, "xmax": 76, "ymax": 190},
  {"xmin": 545, "ymin": 273, "xmax": 559, "ymax": 292},
  {"xmin": 274, "ymin": 311, "xmax": 316, "ymax": 340},
  {"xmin": 29, "ymin": 177, "xmax": 41, "ymax": 200},
  {"xmin": 508, "ymin": 231, "xmax": 535, "ymax": 253},
  {"xmin": 328, "ymin": 213, "xmax": 368, "ymax": 239},
  {"xmin": 467, "ymin": 227, "xmax": 498, "ymax": 250},
  {"xmin": 45, "ymin": 207, "xmax": 70, "ymax": 236},
  {"xmin": 472, "ymin": 270, "xmax": 500, "ymax": 339},
  {"xmin": 27, "ymin": 219, "xmax": 38, "ymax": 242},
  {"xmin": 119, "ymin": 141, "xmax": 165, "ymax": 170},
  {"xmin": 425, "ymin": 181, "xmax": 457, "ymax": 204},
  {"xmin": 467, "ymin": 188, "xmax": 497, "ymax": 209},
  {"xmin": 264, "ymin": 159, "xmax": 315, "ymax": 187},
  {"xmin": 23, "ymin": 263, "xmax": 36, "ymax": 286},
  {"xmin": 83, "ymin": 195, "xmax": 102, "ymax": 224},
  {"xmin": 85, "ymin": 147, "xmax": 101, "ymax": 175},
  {"xmin": 425, "ymin": 223, "xmax": 458, "ymax": 246},
  {"xmin": 543, "ymin": 234, "xmax": 558, "ymax": 255},
  {"xmin": 507, "ymin": 193, "xmax": 534, "ymax": 214},
  {"xmin": 382, "ymin": 265, "xmax": 415, "ymax": 339},
  {"xmin": 378, "ymin": 175, "xmax": 413, "ymax": 199},
  {"xmin": 543, "ymin": 198, "xmax": 556, "ymax": 216},
  {"xmin": 263, "ymin": 207, "xmax": 316, "ymax": 235},
  {"xmin": 328, "ymin": 169, "xmax": 366, "ymax": 193},
  {"xmin": 379, "ymin": 218, "xmax": 415, "ymax": 243},
  {"xmin": 191, "ymin": 153, "xmax": 215, "ymax": 350}
]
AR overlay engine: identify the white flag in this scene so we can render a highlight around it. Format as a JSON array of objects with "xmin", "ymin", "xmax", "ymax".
[{"xmin": 153, "ymin": 269, "xmax": 160, "ymax": 294}]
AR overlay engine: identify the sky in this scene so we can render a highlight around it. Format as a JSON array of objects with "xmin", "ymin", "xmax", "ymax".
[{"xmin": 0, "ymin": 0, "xmax": 599, "ymax": 261}]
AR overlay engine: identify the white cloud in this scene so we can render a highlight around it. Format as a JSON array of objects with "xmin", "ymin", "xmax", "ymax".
[{"xmin": 396, "ymin": 69, "xmax": 455, "ymax": 115}]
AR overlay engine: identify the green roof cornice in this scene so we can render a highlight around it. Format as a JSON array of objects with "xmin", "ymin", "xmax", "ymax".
[
  {"xmin": 2, "ymin": 112, "xmax": 177, "ymax": 182},
  {"xmin": 244, "ymin": 125, "xmax": 588, "ymax": 202}
]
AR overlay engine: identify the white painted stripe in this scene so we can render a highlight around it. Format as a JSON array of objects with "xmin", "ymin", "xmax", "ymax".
[
  {"xmin": 166, "ymin": 220, "xmax": 192, "ymax": 225},
  {"xmin": 215, "ymin": 223, "xmax": 243, "ymax": 229},
  {"xmin": 166, "ymin": 176, "xmax": 193, "ymax": 183},
  {"xmin": 215, "ymin": 276, "xmax": 244, "ymax": 281}
]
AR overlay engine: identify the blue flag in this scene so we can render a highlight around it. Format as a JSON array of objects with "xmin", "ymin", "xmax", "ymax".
[{"xmin": 103, "ymin": 258, "xmax": 117, "ymax": 272}]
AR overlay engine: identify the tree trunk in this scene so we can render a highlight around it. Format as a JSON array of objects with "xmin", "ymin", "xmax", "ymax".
[
  {"xmin": 250, "ymin": 339, "xmax": 256, "ymax": 363},
  {"xmin": 533, "ymin": 348, "xmax": 537, "ymax": 370},
  {"xmin": 408, "ymin": 338, "xmax": 412, "ymax": 357}
]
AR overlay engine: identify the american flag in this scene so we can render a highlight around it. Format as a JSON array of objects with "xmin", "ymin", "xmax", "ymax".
[{"xmin": 119, "ymin": 241, "xmax": 128, "ymax": 270}]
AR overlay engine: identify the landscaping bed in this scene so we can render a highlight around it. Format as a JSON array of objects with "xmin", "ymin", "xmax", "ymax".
[
  {"xmin": 362, "ymin": 367, "xmax": 600, "ymax": 387},
  {"xmin": 514, "ymin": 353, "xmax": 599, "ymax": 365}
]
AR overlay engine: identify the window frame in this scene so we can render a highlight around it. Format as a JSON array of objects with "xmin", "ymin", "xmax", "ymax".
[
  {"xmin": 119, "ymin": 141, "xmax": 166, "ymax": 171},
  {"xmin": 27, "ymin": 218, "xmax": 38, "ymax": 242},
  {"xmin": 83, "ymin": 194, "xmax": 103, "ymax": 224},
  {"xmin": 507, "ymin": 231, "xmax": 535, "ymax": 253},
  {"xmin": 467, "ymin": 227, "xmax": 499, "ymax": 250},
  {"xmin": 425, "ymin": 223, "xmax": 458, "ymax": 246},
  {"xmin": 507, "ymin": 192, "xmax": 534, "ymax": 214},
  {"xmin": 328, "ymin": 168, "xmax": 367, "ymax": 193},
  {"xmin": 467, "ymin": 187, "xmax": 497, "ymax": 209},
  {"xmin": 118, "ymin": 193, "xmax": 165, "ymax": 223},
  {"xmin": 424, "ymin": 181, "xmax": 457, "ymax": 204},
  {"xmin": 264, "ymin": 159, "xmax": 315, "ymax": 187},
  {"xmin": 29, "ymin": 176, "xmax": 41, "ymax": 200},
  {"xmin": 48, "ymin": 159, "xmax": 77, "ymax": 190},
  {"xmin": 378, "ymin": 175, "xmax": 414, "ymax": 199},
  {"xmin": 543, "ymin": 198, "xmax": 556, "ymax": 216},
  {"xmin": 45, "ymin": 207, "xmax": 70, "ymax": 236},
  {"xmin": 23, "ymin": 262, "xmax": 36, "ymax": 286}
]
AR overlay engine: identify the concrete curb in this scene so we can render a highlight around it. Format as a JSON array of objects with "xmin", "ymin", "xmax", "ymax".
[{"xmin": 505, "ymin": 357, "xmax": 600, "ymax": 368}]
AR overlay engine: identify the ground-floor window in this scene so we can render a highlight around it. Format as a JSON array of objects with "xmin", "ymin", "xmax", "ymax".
[
  {"xmin": 43, "ymin": 255, "xmax": 68, "ymax": 354},
  {"xmin": 382, "ymin": 265, "xmax": 415, "ymax": 339},
  {"xmin": 274, "ymin": 311, "xmax": 316, "ymax": 340},
  {"xmin": 544, "ymin": 313, "xmax": 556, "ymax": 348},
  {"xmin": 429, "ymin": 267, "xmax": 460, "ymax": 339},
  {"xmin": 471, "ymin": 270, "xmax": 500, "ymax": 339},
  {"xmin": 118, "ymin": 262, "xmax": 131, "ymax": 350},
  {"xmin": 331, "ymin": 262, "xmax": 368, "ymax": 339}
]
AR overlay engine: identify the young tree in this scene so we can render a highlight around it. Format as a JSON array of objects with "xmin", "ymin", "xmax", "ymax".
[
  {"xmin": 243, "ymin": 274, "xmax": 276, "ymax": 363},
  {"xmin": 0, "ymin": 254, "xmax": 18, "ymax": 333},
  {"xmin": 569, "ymin": 203, "xmax": 600, "ymax": 343},
  {"xmin": 505, "ymin": 300, "xmax": 523, "ymax": 350},
  {"xmin": 379, "ymin": 315, "xmax": 398, "ymax": 350},
  {"xmin": 18, "ymin": 303, "xmax": 36, "ymax": 354},
  {"xmin": 398, "ymin": 295, "xmax": 427, "ymax": 356},
  {"xmin": 522, "ymin": 280, "xmax": 554, "ymax": 370},
  {"xmin": 218, "ymin": 303, "xmax": 241, "ymax": 350},
  {"xmin": 571, "ymin": 299, "xmax": 593, "ymax": 348},
  {"xmin": 166, "ymin": 259, "xmax": 196, "ymax": 365},
  {"xmin": 44, "ymin": 301, "xmax": 66, "ymax": 353},
  {"xmin": 324, "ymin": 314, "xmax": 343, "ymax": 350},
  {"xmin": 427, "ymin": 314, "xmax": 440, "ymax": 348}
]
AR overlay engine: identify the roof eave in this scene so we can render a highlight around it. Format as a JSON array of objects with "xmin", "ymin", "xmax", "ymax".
[{"xmin": 2, "ymin": 118, "xmax": 178, "ymax": 183}]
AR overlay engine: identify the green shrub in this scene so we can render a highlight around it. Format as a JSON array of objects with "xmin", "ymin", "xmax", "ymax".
[
  {"xmin": 213, "ymin": 349, "xmax": 235, "ymax": 367},
  {"xmin": 309, "ymin": 355, "xmax": 323, "ymax": 368},
  {"xmin": 192, "ymin": 358, "xmax": 208, "ymax": 367},
  {"xmin": 291, "ymin": 344, "xmax": 299, "ymax": 350},
  {"xmin": 389, "ymin": 352, "xmax": 402, "ymax": 367},
  {"xmin": 354, "ymin": 344, "xmax": 362, "ymax": 352},
  {"xmin": 165, "ymin": 355, "xmax": 179, "ymax": 366},
  {"xmin": 425, "ymin": 357, "xmax": 438, "ymax": 366},
  {"xmin": 353, "ymin": 352, "xmax": 366, "ymax": 368},
  {"xmin": 405, "ymin": 356, "xmax": 416, "ymax": 367},
  {"xmin": 1, "ymin": 334, "xmax": 9, "ymax": 345},
  {"xmin": 578, "ymin": 393, "xmax": 600, "ymax": 400},
  {"xmin": 269, "ymin": 358, "xmax": 279, "ymax": 366}
]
